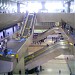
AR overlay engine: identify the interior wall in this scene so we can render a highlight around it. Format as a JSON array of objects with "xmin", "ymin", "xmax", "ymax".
[
  {"xmin": 36, "ymin": 13, "xmax": 74, "ymax": 28},
  {"xmin": 0, "ymin": 60, "xmax": 13, "ymax": 73}
]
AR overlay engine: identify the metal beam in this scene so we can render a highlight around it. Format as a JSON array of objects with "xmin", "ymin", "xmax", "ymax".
[{"xmin": 65, "ymin": 0, "xmax": 74, "ymax": 3}]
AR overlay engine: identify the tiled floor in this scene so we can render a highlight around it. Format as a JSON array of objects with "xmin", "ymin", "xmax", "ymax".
[{"xmin": 39, "ymin": 59, "xmax": 70, "ymax": 75}]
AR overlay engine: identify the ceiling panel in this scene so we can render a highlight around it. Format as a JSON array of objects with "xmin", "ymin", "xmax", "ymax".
[{"xmin": 9, "ymin": 0, "xmax": 69, "ymax": 2}]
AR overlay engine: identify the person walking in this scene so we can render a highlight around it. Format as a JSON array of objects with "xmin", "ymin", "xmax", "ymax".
[
  {"xmin": 1, "ymin": 41, "xmax": 3, "ymax": 49},
  {"xmin": 4, "ymin": 38, "xmax": 7, "ymax": 48},
  {"xmin": 15, "ymin": 53, "xmax": 19, "ymax": 63},
  {"xmin": 19, "ymin": 69, "xmax": 21, "ymax": 75},
  {"xmin": 59, "ymin": 70, "xmax": 61, "ymax": 75}
]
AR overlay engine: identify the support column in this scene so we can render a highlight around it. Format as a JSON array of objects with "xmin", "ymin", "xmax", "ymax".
[
  {"xmin": 67, "ymin": 1, "xmax": 71, "ymax": 13},
  {"xmin": 17, "ymin": 1, "xmax": 20, "ymax": 13},
  {"xmin": 13, "ymin": 57, "xmax": 25, "ymax": 74},
  {"xmin": 39, "ymin": 1, "xmax": 47, "ymax": 12},
  {"xmin": 3, "ymin": 30, "xmax": 6, "ymax": 38},
  {"xmin": 41, "ymin": 1, "xmax": 46, "ymax": 10},
  {"xmin": 17, "ymin": 23, "xmax": 21, "ymax": 30},
  {"xmin": 12, "ymin": 27, "xmax": 14, "ymax": 33}
]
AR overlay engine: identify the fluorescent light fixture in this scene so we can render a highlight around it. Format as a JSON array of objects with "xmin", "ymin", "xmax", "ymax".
[
  {"xmin": 47, "ymin": 69, "xmax": 52, "ymax": 72},
  {"xmin": 47, "ymin": 40, "xmax": 53, "ymax": 44},
  {"xmin": 69, "ymin": 43, "xmax": 73, "ymax": 45},
  {"xmin": 11, "ymin": 54, "xmax": 15, "ymax": 57},
  {"xmin": 55, "ymin": 27, "xmax": 59, "ymax": 29}
]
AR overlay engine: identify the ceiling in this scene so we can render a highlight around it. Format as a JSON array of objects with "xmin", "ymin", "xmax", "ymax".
[{"xmin": 2, "ymin": 0, "xmax": 74, "ymax": 3}]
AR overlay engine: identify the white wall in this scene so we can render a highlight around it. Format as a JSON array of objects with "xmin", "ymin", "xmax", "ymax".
[
  {"xmin": 0, "ymin": 60, "xmax": 13, "ymax": 73},
  {"xmin": 36, "ymin": 13, "xmax": 75, "ymax": 28}
]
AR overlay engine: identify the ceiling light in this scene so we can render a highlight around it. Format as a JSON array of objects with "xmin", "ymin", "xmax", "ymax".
[
  {"xmin": 69, "ymin": 43, "xmax": 73, "ymax": 45},
  {"xmin": 47, "ymin": 69, "xmax": 52, "ymax": 72},
  {"xmin": 11, "ymin": 54, "xmax": 15, "ymax": 57}
]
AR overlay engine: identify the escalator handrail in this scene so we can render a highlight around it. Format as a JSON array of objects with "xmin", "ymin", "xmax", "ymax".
[
  {"xmin": 25, "ymin": 15, "xmax": 33, "ymax": 28},
  {"xmin": 34, "ymin": 27, "xmax": 59, "ymax": 41},
  {"xmin": 21, "ymin": 14, "xmax": 29, "ymax": 36},
  {"xmin": 0, "ymin": 55, "xmax": 12, "ymax": 62},
  {"xmin": 67, "ymin": 62, "xmax": 73, "ymax": 75},
  {"xmin": 24, "ymin": 40, "xmax": 69, "ymax": 63},
  {"xmin": 38, "ymin": 29, "xmax": 50, "ymax": 36},
  {"xmin": 37, "ymin": 26, "xmax": 57, "ymax": 36},
  {"xmin": 23, "ymin": 15, "xmax": 33, "ymax": 36},
  {"xmin": 29, "ymin": 15, "xmax": 34, "ymax": 29}
]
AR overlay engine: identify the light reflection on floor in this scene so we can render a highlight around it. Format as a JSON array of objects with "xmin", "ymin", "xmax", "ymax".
[{"xmin": 39, "ymin": 55, "xmax": 70, "ymax": 75}]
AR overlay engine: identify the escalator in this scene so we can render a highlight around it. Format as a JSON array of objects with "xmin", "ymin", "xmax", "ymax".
[
  {"xmin": 12, "ymin": 14, "xmax": 35, "ymax": 73},
  {"xmin": 12, "ymin": 13, "xmax": 29, "ymax": 39},
  {"xmin": 33, "ymin": 27, "xmax": 59, "ymax": 42},
  {"xmin": 23, "ymin": 14, "xmax": 34, "ymax": 36},
  {"xmin": 0, "ymin": 13, "xmax": 35, "ymax": 74},
  {"xmin": 25, "ymin": 15, "xmax": 33, "ymax": 28},
  {"xmin": 33, "ymin": 25, "xmax": 73, "ymax": 43},
  {"xmin": 25, "ymin": 40, "xmax": 71, "ymax": 70}
]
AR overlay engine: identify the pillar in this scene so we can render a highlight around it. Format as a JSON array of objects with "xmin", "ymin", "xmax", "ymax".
[
  {"xmin": 67, "ymin": 2, "xmax": 71, "ymax": 13},
  {"xmin": 3, "ymin": 30, "xmax": 6, "ymax": 38},
  {"xmin": 12, "ymin": 26, "xmax": 14, "ymax": 33},
  {"xmin": 41, "ymin": 1, "xmax": 46, "ymax": 10},
  {"xmin": 17, "ymin": 1, "xmax": 20, "ymax": 13}
]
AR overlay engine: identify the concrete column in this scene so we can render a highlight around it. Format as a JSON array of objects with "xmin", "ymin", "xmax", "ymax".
[
  {"xmin": 12, "ymin": 26, "xmax": 14, "ymax": 33},
  {"xmin": 3, "ymin": 30, "xmax": 6, "ymax": 38},
  {"xmin": 67, "ymin": 2, "xmax": 71, "ymax": 13},
  {"xmin": 17, "ymin": 23, "xmax": 21, "ymax": 30},
  {"xmin": 41, "ymin": 1, "xmax": 46, "ymax": 10},
  {"xmin": 13, "ymin": 57, "xmax": 25, "ymax": 74},
  {"xmin": 17, "ymin": 2, "xmax": 20, "ymax": 13}
]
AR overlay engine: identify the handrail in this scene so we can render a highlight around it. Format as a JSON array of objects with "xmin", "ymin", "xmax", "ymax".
[
  {"xmin": 32, "ymin": 14, "xmax": 36, "ymax": 28},
  {"xmin": 29, "ymin": 16, "xmax": 34, "ymax": 29},
  {"xmin": 21, "ymin": 14, "xmax": 29, "ymax": 36},
  {"xmin": 67, "ymin": 62, "xmax": 73, "ymax": 75},
  {"xmin": 33, "ymin": 27, "xmax": 60, "ymax": 42},
  {"xmin": 37, "ymin": 24, "xmax": 56, "ymax": 36},
  {"xmin": 23, "ymin": 14, "xmax": 35, "ymax": 37},
  {"xmin": 0, "ymin": 55, "xmax": 12, "ymax": 62},
  {"xmin": 25, "ymin": 40, "xmax": 69, "ymax": 63},
  {"xmin": 61, "ymin": 21, "xmax": 74, "ymax": 75},
  {"xmin": 39, "ymin": 29, "xmax": 50, "ymax": 36},
  {"xmin": 13, "ymin": 14, "xmax": 35, "ymax": 72},
  {"xmin": 0, "ymin": 13, "xmax": 35, "ymax": 72},
  {"xmin": 29, "ymin": 13, "xmax": 36, "ymax": 35}
]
